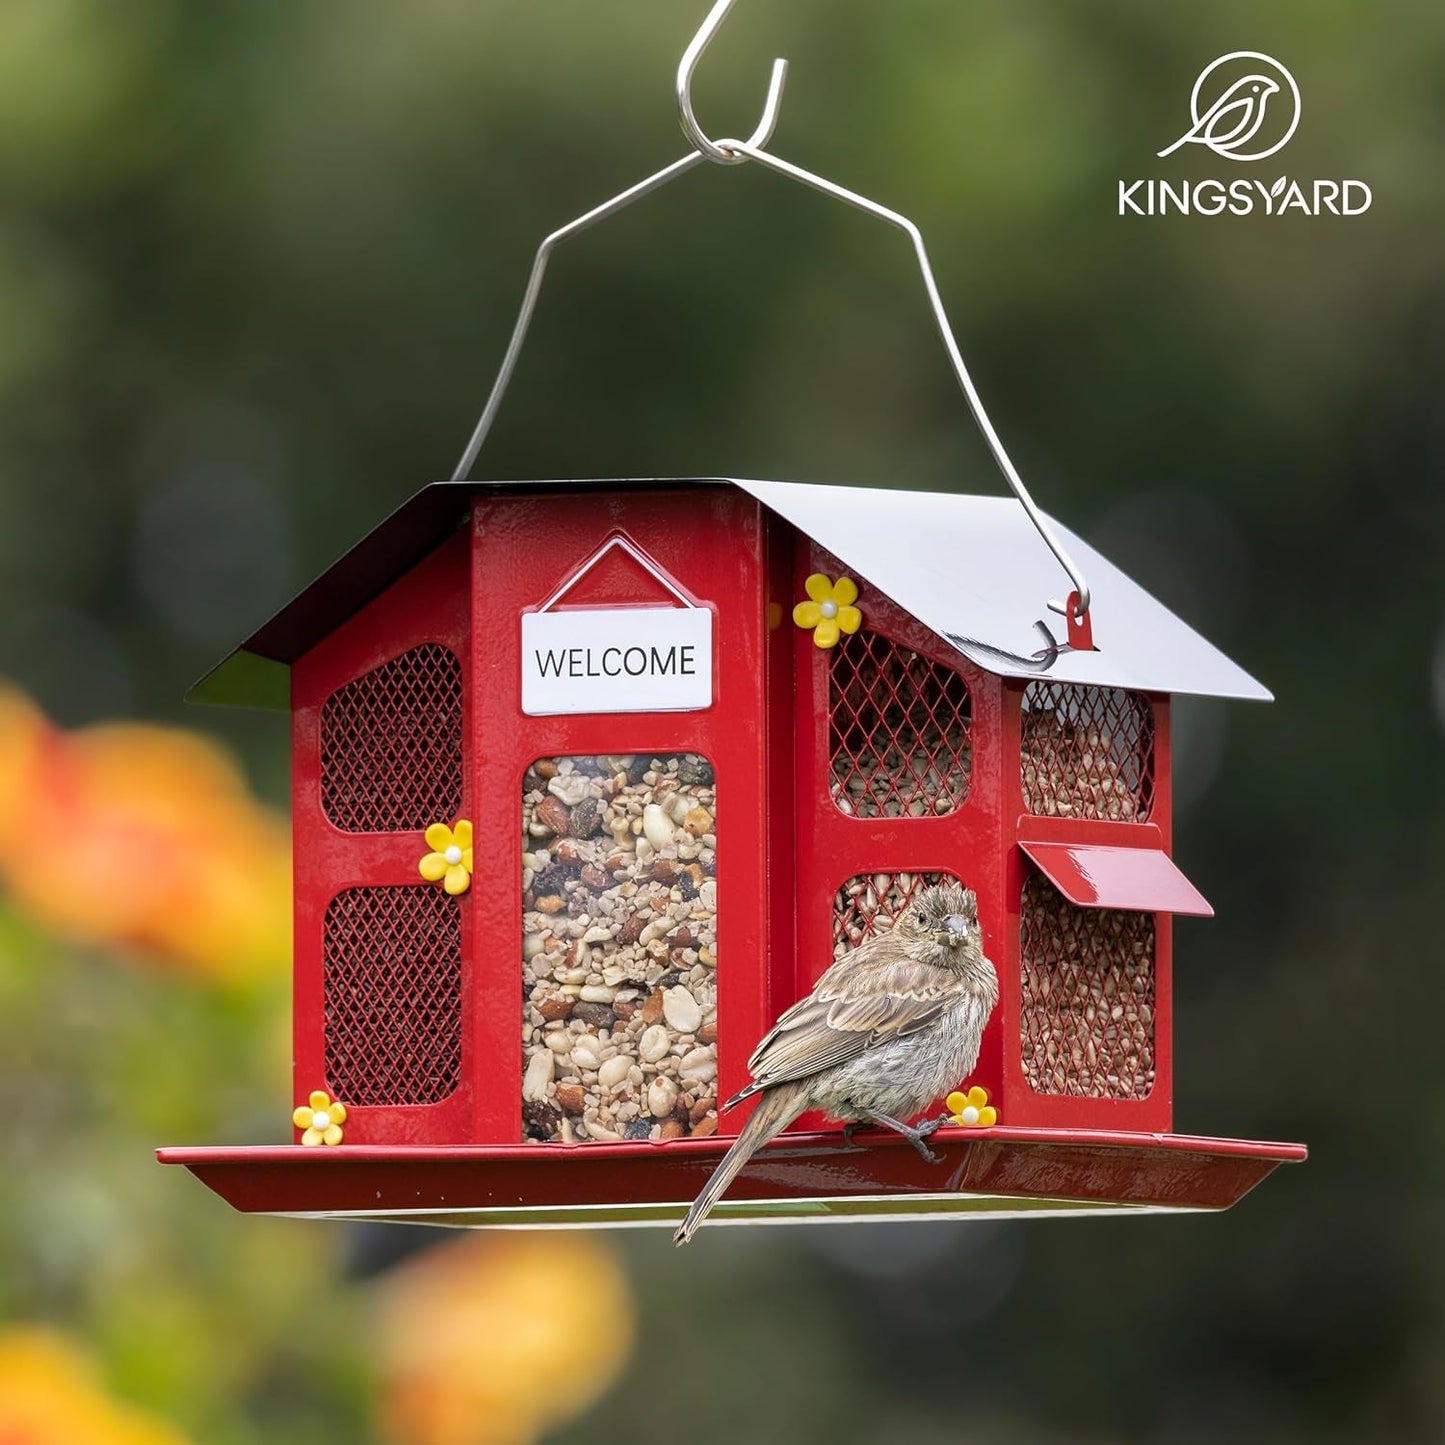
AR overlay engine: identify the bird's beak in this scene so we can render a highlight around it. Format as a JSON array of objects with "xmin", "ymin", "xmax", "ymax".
[
  {"xmin": 939, "ymin": 915, "xmax": 971, "ymax": 947},
  {"xmin": 1263, "ymin": 78, "xmax": 1280, "ymax": 96}
]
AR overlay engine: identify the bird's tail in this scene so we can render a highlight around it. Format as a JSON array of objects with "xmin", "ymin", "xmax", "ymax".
[{"xmin": 673, "ymin": 1085, "xmax": 806, "ymax": 1246}]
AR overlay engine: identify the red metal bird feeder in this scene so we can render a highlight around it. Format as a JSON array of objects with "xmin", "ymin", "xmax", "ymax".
[{"xmin": 160, "ymin": 2, "xmax": 1304, "ymax": 1229}]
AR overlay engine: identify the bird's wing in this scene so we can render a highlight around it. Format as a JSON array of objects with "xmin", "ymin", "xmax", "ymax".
[
  {"xmin": 742, "ymin": 944, "xmax": 958, "ymax": 1093},
  {"xmin": 1202, "ymin": 96, "xmax": 1254, "ymax": 147}
]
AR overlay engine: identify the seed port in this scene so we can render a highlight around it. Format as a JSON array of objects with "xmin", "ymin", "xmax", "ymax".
[
  {"xmin": 1020, "ymin": 682, "xmax": 1153, "ymax": 822},
  {"xmin": 323, "ymin": 887, "xmax": 462, "ymax": 1106},
  {"xmin": 1019, "ymin": 874, "xmax": 1155, "ymax": 1101},
  {"xmin": 321, "ymin": 644, "xmax": 463, "ymax": 833},
  {"xmin": 829, "ymin": 632, "xmax": 972, "ymax": 820}
]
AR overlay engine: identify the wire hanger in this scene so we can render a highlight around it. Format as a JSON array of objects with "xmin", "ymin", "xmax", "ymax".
[{"xmin": 451, "ymin": 0, "xmax": 1092, "ymax": 624}]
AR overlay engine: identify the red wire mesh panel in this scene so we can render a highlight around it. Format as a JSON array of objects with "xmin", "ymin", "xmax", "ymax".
[
  {"xmin": 829, "ymin": 632, "xmax": 972, "ymax": 819},
  {"xmin": 1020, "ymin": 682, "xmax": 1153, "ymax": 821},
  {"xmin": 1019, "ymin": 874, "xmax": 1155, "ymax": 1100},
  {"xmin": 320, "ymin": 644, "xmax": 463, "ymax": 833},
  {"xmin": 324, "ymin": 887, "xmax": 462, "ymax": 1106},
  {"xmin": 832, "ymin": 871, "xmax": 960, "ymax": 960}
]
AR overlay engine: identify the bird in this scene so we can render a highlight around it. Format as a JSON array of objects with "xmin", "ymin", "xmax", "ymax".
[
  {"xmin": 1157, "ymin": 73, "xmax": 1280, "ymax": 159},
  {"xmin": 673, "ymin": 881, "xmax": 998, "ymax": 1245}
]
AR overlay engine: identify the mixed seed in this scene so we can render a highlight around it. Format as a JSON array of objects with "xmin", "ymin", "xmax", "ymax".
[
  {"xmin": 1020, "ymin": 696, "xmax": 1150, "ymax": 822},
  {"xmin": 1019, "ymin": 876, "xmax": 1155, "ymax": 1101},
  {"xmin": 828, "ymin": 723, "xmax": 973, "ymax": 819},
  {"xmin": 521, "ymin": 754, "xmax": 718, "ymax": 1144},
  {"xmin": 831, "ymin": 871, "xmax": 956, "ymax": 960}
]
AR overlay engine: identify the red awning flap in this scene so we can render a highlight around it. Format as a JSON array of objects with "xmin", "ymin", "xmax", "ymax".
[{"xmin": 1020, "ymin": 841, "xmax": 1213, "ymax": 917}]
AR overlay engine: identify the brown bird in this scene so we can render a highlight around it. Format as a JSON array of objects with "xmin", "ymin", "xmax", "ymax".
[{"xmin": 673, "ymin": 881, "xmax": 998, "ymax": 1245}]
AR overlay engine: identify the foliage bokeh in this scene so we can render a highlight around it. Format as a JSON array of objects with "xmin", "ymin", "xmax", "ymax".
[{"xmin": 0, "ymin": 1, "xmax": 1441, "ymax": 1441}]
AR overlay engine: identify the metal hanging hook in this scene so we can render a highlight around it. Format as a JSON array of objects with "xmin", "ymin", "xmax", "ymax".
[
  {"xmin": 676, "ymin": 0, "xmax": 789, "ymax": 164},
  {"xmin": 454, "ymin": 0, "xmax": 1093, "ymax": 623}
]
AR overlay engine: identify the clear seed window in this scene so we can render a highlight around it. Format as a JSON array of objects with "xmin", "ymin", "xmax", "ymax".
[
  {"xmin": 1019, "ymin": 874, "xmax": 1155, "ymax": 1100},
  {"xmin": 829, "ymin": 632, "xmax": 972, "ymax": 819},
  {"xmin": 320, "ymin": 643, "xmax": 463, "ymax": 831},
  {"xmin": 521, "ymin": 754, "xmax": 718, "ymax": 1144},
  {"xmin": 1020, "ymin": 682, "xmax": 1153, "ymax": 822},
  {"xmin": 323, "ymin": 887, "xmax": 463, "ymax": 1106},
  {"xmin": 833, "ymin": 871, "xmax": 961, "ymax": 960}
]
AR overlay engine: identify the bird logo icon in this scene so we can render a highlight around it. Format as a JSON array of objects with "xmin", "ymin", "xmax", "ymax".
[{"xmin": 1158, "ymin": 51, "xmax": 1301, "ymax": 162}]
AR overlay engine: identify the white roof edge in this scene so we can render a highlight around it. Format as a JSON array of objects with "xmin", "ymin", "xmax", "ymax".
[{"xmin": 730, "ymin": 478, "xmax": 1272, "ymax": 702}]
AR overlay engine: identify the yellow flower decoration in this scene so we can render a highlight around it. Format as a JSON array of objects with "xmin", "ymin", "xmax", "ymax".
[
  {"xmin": 946, "ymin": 1085, "xmax": 997, "ymax": 1128},
  {"xmin": 792, "ymin": 574, "xmax": 862, "ymax": 649},
  {"xmin": 293, "ymin": 1089, "xmax": 347, "ymax": 1146},
  {"xmin": 419, "ymin": 819, "xmax": 473, "ymax": 896}
]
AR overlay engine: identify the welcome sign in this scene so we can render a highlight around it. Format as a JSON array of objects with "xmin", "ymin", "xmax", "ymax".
[{"xmin": 521, "ymin": 605, "xmax": 713, "ymax": 715}]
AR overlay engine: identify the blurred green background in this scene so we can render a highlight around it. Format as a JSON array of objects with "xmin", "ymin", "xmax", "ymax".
[{"xmin": 0, "ymin": 1, "xmax": 1441, "ymax": 1440}]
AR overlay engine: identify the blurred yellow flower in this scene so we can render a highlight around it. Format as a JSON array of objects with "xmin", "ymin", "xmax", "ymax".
[
  {"xmin": 376, "ymin": 1233, "xmax": 634, "ymax": 1445},
  {"xmin": 946, "ymin": 1085, "xmax": 997, "ymax": 1128},
  {"xmin": 293, "ymin": 1089, "xmax": 347, "ymax": 1146},
  {"xmin": 792, "ymin": 574, "xmax": 862, "ymax": 648},
  {"xmin": 0, "ymin": 1327, "xmax": 192, "ymax": 1445},
  {"xmin": 419, "ymin": 819, "xmax": 473, "ymax": 896},
  {"xmin": 0, "ymin": 682, "xmax": 290, "ymax": 983}
]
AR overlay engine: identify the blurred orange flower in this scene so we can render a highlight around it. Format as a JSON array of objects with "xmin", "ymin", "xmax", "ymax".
[
  {"xmin": 0, "ymin": 684, "xmax": 53, "ymax": 835},
  {"xmin": 375, "ymin": 1233, "xmax": 635, "ymax": 1445},
  {"xmin": 0, "ymin": 682, "xmax": 290, "ymax": 982},
  {"xmin": 0, "ymin": 1327, "xmax": 192, "ymax": 1445}
]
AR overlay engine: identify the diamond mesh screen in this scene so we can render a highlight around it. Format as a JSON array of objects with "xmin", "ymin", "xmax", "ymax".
[
  {"xmin": 321, "ymin": 644, "xmax": 463, "ymax": 833},
  {"xmin": 829, "ymin": 633, "xmax": 972, "ymax": 819},
  {"xmin": 324, "ymin": 887, "xmax": 462, "ymax": 1106},
  {"xmin": 1019, "ymin": 874, "xmax": 1155, "ymax": 1100},
  {"xmin": 1020, "ymin": 682, "xmax": 1153, "ymax": 822},
  {"xmin": 832, "ymin": 871, "xmax": 960, "ymax": 960}
]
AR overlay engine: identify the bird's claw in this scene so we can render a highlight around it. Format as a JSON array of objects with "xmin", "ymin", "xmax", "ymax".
[
  {"xmin": 900, "ymin": 1115, "xmax": 949, "ymax": 1160},
  {"xmin": 839, "ymin": 1113, "xmax": 946, "ymax": 1163}
]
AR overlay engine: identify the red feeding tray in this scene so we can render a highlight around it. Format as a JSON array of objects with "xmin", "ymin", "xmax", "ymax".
[{"xmin": 160, "ymin": 1127, "xmax": 1305, "ymax": 1229}]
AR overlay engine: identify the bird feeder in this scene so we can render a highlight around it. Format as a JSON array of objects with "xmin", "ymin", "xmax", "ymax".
[
  {"xmin": 159, "ymin": 475, "xmax": 1304, "ymax": 1227},
  {"xmin": 159, "ymin": 2, "xmax": 1304, "ymax": 1228}
]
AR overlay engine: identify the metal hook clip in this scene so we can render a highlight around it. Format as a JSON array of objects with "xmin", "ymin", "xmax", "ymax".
[{"xmin": 676, "ymin": 0, "xmax": 789, "ymax": 164}]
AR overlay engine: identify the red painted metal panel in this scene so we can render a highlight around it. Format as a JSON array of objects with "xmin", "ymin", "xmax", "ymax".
[
  {"xmin": 292, "ymin": 532, "xmax": 474, "ymax": 1146},
  {"xmin": 1001, "ymin": 684, "xmax": 1175, "ymax": 1134},
  {"xmin": 470, "ymin": 485, "xmax": 770, "ymax": 1146},
  {"xmin": 1019, "ymin": 840, "xmax": 1212, "ymax": 916},
  {"xmin": 791, "ymin": 541, "xmax": 1006, "ymax": 1133},
  {"xmin": 158, "ymin": 1128, "xmax": 1306, "ymax": 1221}
]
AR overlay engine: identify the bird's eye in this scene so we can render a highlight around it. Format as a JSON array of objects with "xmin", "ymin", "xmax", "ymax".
[{"xmin": 915, "ymin": 912, "xmax": 926, "ymax": 926}]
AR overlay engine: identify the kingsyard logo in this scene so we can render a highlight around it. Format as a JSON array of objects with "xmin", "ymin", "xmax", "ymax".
[
  {"xmin": 1158, "ymin": 52, "xmax": 1299, "ymax": 162},
  {"xmin": 1119, "ymin": 51, "xmax": 1370, "ymax": 217}
]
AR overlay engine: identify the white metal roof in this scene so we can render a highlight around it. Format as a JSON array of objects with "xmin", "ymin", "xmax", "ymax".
[{"xmin": 735, "ymin": 479, "xmax": 1271, "ymax": 701}]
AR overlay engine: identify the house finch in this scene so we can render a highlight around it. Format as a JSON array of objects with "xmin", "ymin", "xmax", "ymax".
[{"xmin": 674, "ymin": 882, "xmax": 997, "ymax": 1245}]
